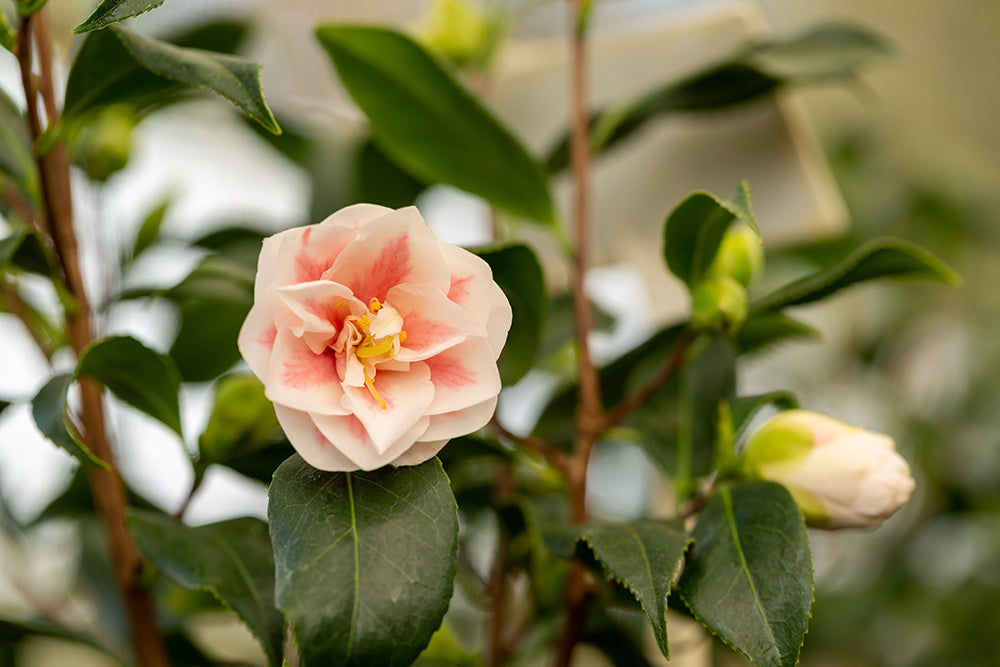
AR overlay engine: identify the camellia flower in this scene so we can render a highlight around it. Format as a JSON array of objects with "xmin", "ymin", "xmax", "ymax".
[
  {"xmin": 741, "ymin": 410, "xmax": 915, "ymax": 529},
  {"xmin": 238, "ymin": 204, "xmax": 511, "ymax": 471}
]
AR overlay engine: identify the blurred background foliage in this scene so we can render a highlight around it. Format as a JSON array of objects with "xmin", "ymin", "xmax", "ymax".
[{"xmin": 0, "ymin": 0, "xmax": 998, "ymax": 666}]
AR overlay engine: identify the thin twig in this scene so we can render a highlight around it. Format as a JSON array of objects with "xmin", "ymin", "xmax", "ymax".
[{"xmin": 491, "ymin": 416, "xmax": 571, "ymax": 472}]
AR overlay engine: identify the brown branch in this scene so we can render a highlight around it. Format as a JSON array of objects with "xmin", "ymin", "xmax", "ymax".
[
  {"xmin": 17, "ymin": 11, "xmax": 169, "ymax": 667},
  {"xmin": 602, "ymin": 327, "xmax": 696, "ymax": 430},
  {"xmin": 491, "ymin": 416, "xmax": 570, "ymax": 472}
]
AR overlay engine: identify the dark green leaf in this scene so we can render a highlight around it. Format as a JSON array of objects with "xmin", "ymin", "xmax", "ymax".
[
  {"xmin": 170, "ymin": 299, "xmax": 251, "ymax": 382},
  {"xmin": 0, "ymin": 229, "xmax": 51, "ymax": 276},
  {"xmin": 32, "ymin": 467, "xmax": 156, "ymax": 524},
  {"xmin": 0, "ymin": 87, "xmax": 38, "ymax": 200},
  {"xmin": 545, "ymin": 23, "xmax": 892, "ymax": 173},
  {"xmin": 221, "ymin": 439, "xmax": 295, "ymax": 484},
  {"xmin": 315, "ymin": 25, "xmax": 554, "ymax": 223},
  {"xmin": 76, "ymin": 335, "xmax": 182, "ymax": 437},
  {"xmin": 198, "ymin": 374, "xmax": 279, "ymax": 463},
  {"xmin": 130, "ymin": 196, "xmax": 170, "ymax": 261},
  {"xmin": 169, "ymin": 19, "xmax": 249, "ymax": 52},
  {"xmin": 475, "ymin": 243, "xmax": 546, "ymax": 384},
  {"xmin": 355, "ymin": 138, "xmax": 427, "ymax": 209},
  {"xmin": 737, "ymin": 312, "xmax": 819, "ymax": 353},
  {"xmin": 664, "ymin": 183, "xmax": 759, "ymax": 288},
  {"xmin": 0, "ymin": 399, "xmax": 9, "ymax": 418},
  {"xmin": 168, "ymin": 255, "xmax": 255, "ymax": 303},
  {"xmin": 731, "ymin": 392, "xmax": 797, "ymax": 442},
  {"xmin": 678, "ymin": 481, "xmax": 813, "ymax": 667},
  {"xmin": 128, "ymin": 511, "xmax": 284, "ymax": 667},
  {"xmin": 269, "ymin": 455, "xmax": 459, "ymax": 667},
  {"xmin": 751, "ymin": 237, "xmax": 960, "ymax": 313},
  {"xmin": 579, "ymin": 521, "xmax": 691, "ymax": 659},
  {"xmin": 31, "ymin": 374, "xmax": 108, "ymax": 468},
  {"xmin": 193, "ymin": 225, "xmax": 267, "ymax": 268},
  {"xmin": 74, "ymin": 0, "xmax": 164, "ymax": 34},
  {"xmin": 65, "ymin": 26, "xmax": 279, "ymax": 134}
]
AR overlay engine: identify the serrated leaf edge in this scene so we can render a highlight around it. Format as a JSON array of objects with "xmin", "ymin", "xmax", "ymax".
[{"xmin": 73, "ymin": 0, "xmax": 165, "ymax": 34}]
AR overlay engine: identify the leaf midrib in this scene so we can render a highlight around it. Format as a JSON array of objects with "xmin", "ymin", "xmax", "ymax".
[{"xmin": 346, "ymin": 471, "xmax": 360, "ymax": 660}]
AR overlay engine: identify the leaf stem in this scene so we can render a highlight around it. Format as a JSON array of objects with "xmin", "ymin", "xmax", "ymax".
[{"xmin": 16, "ymin": 11, "xmax": 169, "ymax": 667}]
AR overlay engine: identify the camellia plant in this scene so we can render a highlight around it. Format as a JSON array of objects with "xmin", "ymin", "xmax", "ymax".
[{"xmin": 0, "ymin": 1, "xmax": 961, "ymax": 667}]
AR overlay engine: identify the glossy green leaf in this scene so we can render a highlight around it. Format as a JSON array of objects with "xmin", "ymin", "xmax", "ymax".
[
  {"xmin": 65, "ymin": 26, "xmax": 279, "ymax": 134},
  {"xmin": 0, "ymin": 229, "xmax": 51, "ymax": 276},
  {"xmin": 678, "ymin": 481, "xmax": 813, "ymax": 667},
  {"xmin": 664, "ymin": 183, "xmax": 759, "ymax": 289},
  {"xmin": 737, "ymin": 312, "xmax": 819, "ymax": 353},
  {"xmin": 74, "ymin": 0, "xmax": 165, "ymax": 34},
  {"xmin": 579, "ymin": 521, "xmax": 691, "ymax": 659},
  {"xmin": 76, "ymin": 335, "xmax": 182, "ymax": 437},
  {"xmin": 545, "ymin": 23, "xmax": 892, "ymax": 173},
  {"xmin": 475, "ymin": 243, "xmax": 546, "ymax": 384},
  {"xmin": 269, "ymin": 455, "xmax": 459, "ymax": 667},
  {"xmin": 128, "ymin": 511, "xmax": 284, "ymax": 667},
  {"xmin": 0, "ymin": 87, "xmax": 37, "ymax": 200},
  {"xmin": 751, "ymin": 237, "xmax": 960, "ymax": 314},
  {"xmin": 170, "ymin": 299, "xmax": 251, "ymax": 382},
  {"xmin": 355, "ymin": 138, "xmax": 427, "ymax": 210},
  {"xmin": 316, "ymin": 25, "xmax": 554, "ymax": 223},
  {"xmin": 31, "ymin": 374, "xmax": 108, "ymax": 468}
]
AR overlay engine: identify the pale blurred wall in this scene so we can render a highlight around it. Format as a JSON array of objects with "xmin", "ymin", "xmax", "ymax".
[{"xmin": 758, "ymin": 0, "xmax": 1000, "ymax": 200}]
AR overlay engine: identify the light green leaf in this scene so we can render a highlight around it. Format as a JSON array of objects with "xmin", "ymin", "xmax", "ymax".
[
  {"xmin": 74, "ymin": 0, "xmax": 165, "ymax": 34},
  {"xmin": 578, "ymin": 521, "xmax": 691, "ymax": 659},
  {"xmin": 16, "ymin": 0, "xmax": 48, "ymax": 17},
  {"xmin": 76, "ymin": 335, "xmax": 182, "ymax": 437},
  {"xmin": 474, "ymin": 243, "xmax": 546, "ymax": 385},
  {"xmin": 737, "ymin": 312, "xmax": 819, "ymax": 354},
  {"xmin": 751, "ymin": 237, "xmax": 960, "ymax": 313},
  {"xmin": 747, "ymin": 22, "xmax": 896, "ymax": 81},
  {"xmin": 269, "ymin": 455, "xmax": 459, "ymax": 667},
  {"xmin": 64, "ymin": 26, "xmax": 279, "ymax": 134},
  {"xmin": 31, "ymin": 374, "xmax": 108, "ymax": 468},
  {"xmin": 678, "ymin": 481, "xmax": 813, "ymax": 667},
  {"xmin": 130, "ymin": 196, "xmax": 170, "ymax": 261},
  {"xmin": 315, "ymin": 25, "xmax": 554, "ymax": 224},
  {"xmin": 664, "ymin": 183, "xmax": 759, "ymax": 288},
  {"xmin": 198, "ymin": 374, "xmax": 278, "ymax": 463},
  {"xmin": 128, "ymin": 511, "xmax": 285, "ymax": 667},
  {"xmin": 0, "ymin": 87, "xmax": 38, "ymax": 201}
]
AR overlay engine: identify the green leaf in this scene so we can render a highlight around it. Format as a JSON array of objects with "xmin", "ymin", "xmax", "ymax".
[
  {"xmin": 751, "ymin": 237, "xmax": 960, "ymax": 313},
  {"xmin": 355, "ymin": 138, "xmax": 427, "ymax": 210},
  {"xmin": 16, "ymin": 0, "xmax": 47, "ymax": 17},
  {"xmin": 269, "ymin": 455, "xmax": 459, "ymax": 667},
  {"xmin": 678, "ymin": 481, "xmax": 813, "ymax": 667},
  {"xmin": 170, "ymin": 299, "xmax": 252, "ymax": 382},
  {"xmin": 31, "ymin": 374, "xmax": 108, "ymax": 468},
  {"xmin": 64, "ymin": 26, "xmax": 280, "ymax": 134},
  {"xmin": 737, "ymin": 312, "xmax": 819, "ymax": 354},
  {"xmin": 74, "ymin": 0, "xmax": 164, "ymax": 34},
  {"xmin": 315, "ymin": 25, "xmax": 554, "ymax": 224},
  {"xmin": 578, "ymin": 521, "xmax": 691, "ymax": 659},
  {"xmin": 128, "ymin": 511, "xmax": 285, "ymax": 667},
  {"xmin": 76, "ymin": 335, "xmax": 182, "ymax": 437},
  {"xmin": 198, "ymin": 374, "xmax": 278, "ymax": 463},
  {"xmin": 664, "ymin": 183, "xmax": 759, "ymax": 288},
  {"xmin": 474, "ymin": 243, "xmax": 546, "ymax": 384},
  {"xmin": 545, "ymin": 23, "xmax": 893, "ymax": 173},
  {"xmin": 0, "ymin": 229, "xmax": 51, "ymax": 276},
  {"xmin": 731, "ymin": 392, "xmax": 797, "ymax": 442},
  {"xmin": 130, "ymin": 196, "xmax": 170, "ymax": 262},
  {"xmin": 0, "ymin": 87, "xmax": 38, "ymax": 201}
]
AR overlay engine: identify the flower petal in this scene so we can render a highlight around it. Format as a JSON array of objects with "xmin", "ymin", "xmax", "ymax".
[
  {"xmin": 421, "ymin": 395, "xmax": 498, "ymax": 441},
  {"xmin": 339, "ymin": 362, "xmax": 436, "ymax": 454},
  {"xmin": 390, "ymin": 439, "xmax": 450, "ymax": 467},
  {"xmin": 439, "ymin": 241, "xmax": 496, "ymax": 323},
  {"xmin": 276, "ymin": 282, "xmax": 361, "ymax": 354},
  {"xmin": 264, "ymin": 328, "xmax": 348, "ymax": 416},
  {"xmin": 484, "ymin": 282, "xmax": 513, "ymax": 359},
  {"xmin": 389, "ymin": 283, "xmax": 486, "ymax": 361},
  {"xmin": 237, "ymin": 296, "xmax": 278, "ymax": 378},
  {"xmin": 312, "ymin": 413, "xmax": 431, "ymax": 471},
  {"xmin": 273, "ymin": 404, "xmax": 361, "ymax": 472},
  {"xmin": 326, "ymin": 207, "xmax": 450, "ymax": 304},
  {"xmin": 424, "ymin": 338, "xmax": 501, "ymax": 415}
]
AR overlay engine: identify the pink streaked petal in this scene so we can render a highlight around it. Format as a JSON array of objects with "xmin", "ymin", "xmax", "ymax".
[
  {"xmin": 390, "ymin": 439, "xmax": 450, "ymax": 467},
  {"xmin": 277, "ymin": 282, "xmax": 361, "ymax": 354},
  {"xmin": 237, "ymin": 297, "xmax": 277, "ymax": 378},
  {"xmin": 420, "ymin": 396, "xmax": 498, "ymax": 441},
  {"xmin": 389, "ymin": 283, "xmax": 486, "ymax": 361},
  {"xmin": 439, "ymin": 241, "xmax": 497, "ymax": 324},
  {"xmin": 273, "ymin": 405, "xmax": 360, "ymax": 472},
  {"xmin": 264, "ymin": 328, "xmax": 349, "ymax": 416},
  {"xmin": 313, "ymin": 413, "xmax": 431, "ymax": 471},
  {"xmin": 340, "ymin": 362, "xmax": 435, "ymax": 455},
  {"xmin": 326, "ymin": 208, "xmax": 449, "ymax": 304},
  {"xmin": 424, "ymin": 338, "xmax": 501, "ymax": 415},
  {"xmin": 264, "ymin": 220, "xmax": 357, "ymax": 290},
  {"xmin": 485, "ymin": 282, "xmax": 513, "ymax": 359}
]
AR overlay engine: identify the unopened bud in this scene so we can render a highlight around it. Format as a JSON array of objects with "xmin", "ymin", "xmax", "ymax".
[
  {"xmin": 741, "ymin": 410, "xmax": 915, "ymax": 530},
  {"xmin": 69, "ymin": 105, "xmax": 135, "ymax": 182},
  {"xmin": 690, "ymin": 276, "xmax": 748, "ymax": 334},
  {"xmin": 199, "ymin": 375, "xmax": 279, "ymax": 463},
  {"xmin": 417, "ymin": 0, "xmax": 497, "ymax": 68},
  {"xmin": 709, "ymin": 226, "xmax": 764, "ymax": 287}
]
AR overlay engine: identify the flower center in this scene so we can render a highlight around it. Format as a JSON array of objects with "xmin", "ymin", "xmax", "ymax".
[{"xmin": 341, "ymin": 298, "xmax": 406, "ymax": 409}]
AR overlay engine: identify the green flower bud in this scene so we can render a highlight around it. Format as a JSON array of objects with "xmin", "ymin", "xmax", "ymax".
[
  {"xmin": 741, "ymin": 410, "xmax": 915, "ymax": 530},
  {"xmin": 690, "ymin": 276, "xmax": 748, "ymax": 334},
  {"xmin": 417, "ymin": 0, "xmax": 497, "ymax": 68},
  {"xmin": 708, "ymin": 225, "xmax": 764, "ymax": 287},
  {"xmin": 198, "ymin": 374, "xmax": 279, "ymax": 463},
  {"xmin": 69, "ymin": 105, "xmax": 136, "ymax": 183}
]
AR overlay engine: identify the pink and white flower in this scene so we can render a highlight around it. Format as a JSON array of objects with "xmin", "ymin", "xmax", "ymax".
[{"xmin": 238, "ymin": 204, "xmax": 511, "ymax": 471}]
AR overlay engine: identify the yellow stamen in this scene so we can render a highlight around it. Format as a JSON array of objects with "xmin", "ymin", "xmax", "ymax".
[
  {"xmin": 358, "ymin": 314, "xmax": 370, "ymax": 329},
  {"xmin": 399, "ymin": 331, "xmax": 407, "ymax": 343},
  {"xmin": 369, "ymin": 298, "xmax": 382, "ymax": 312},
  {"xmin": 334, "ymin": 300, "xmax": 346, "ymax": 309},
  {"xmin": 364, "ymin": 369, "xmax": 387, "ymax": 409},
  {"xmin": 355, "ymin": 336, "xmax": 394, "ymax": 358}
]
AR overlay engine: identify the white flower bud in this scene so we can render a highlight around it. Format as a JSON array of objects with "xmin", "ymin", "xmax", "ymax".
[{"xmin": 741, "ymin": 410, "xmax": 915, "ymax": 530}]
